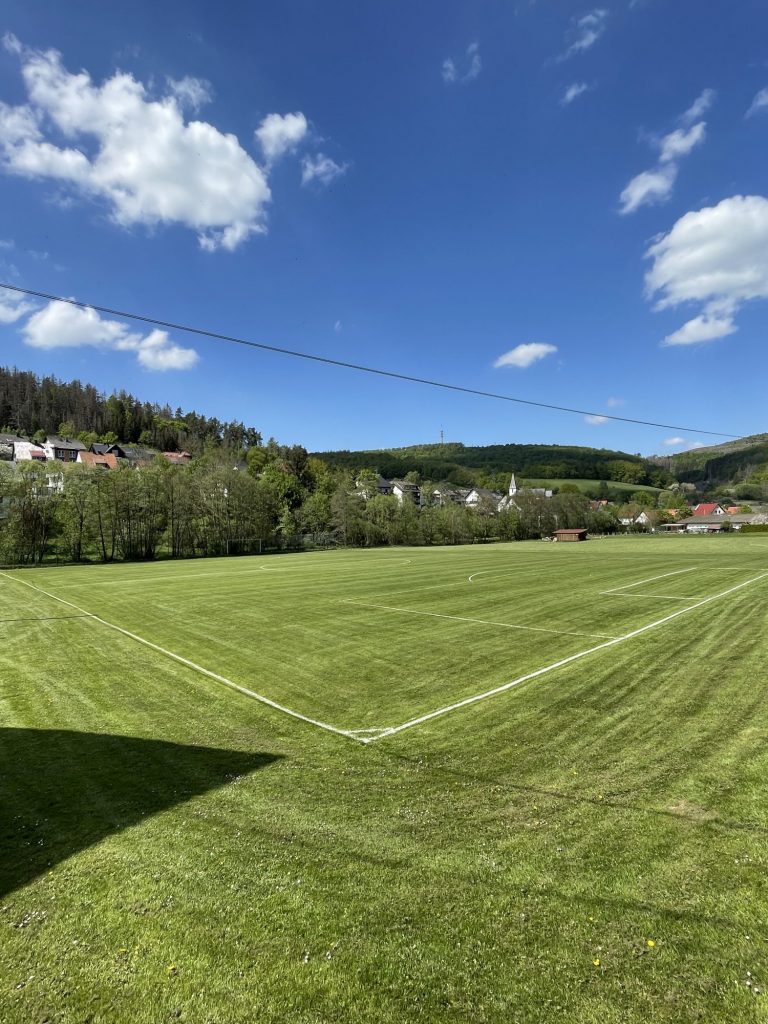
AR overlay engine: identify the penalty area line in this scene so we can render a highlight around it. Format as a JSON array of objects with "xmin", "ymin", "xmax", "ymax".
[
  {"xmin": 600, "ymin": 567, "xmax": 696, "ymax": 594},
  {"xmin": 342, "ymin": 599, "xmax": 616, "ymax": 639},
  {"xmin": 366, "ymin": 570, "xmax": 768, "ymax": 744},
  {"xmin": 0, "ymin": 571, "xmax": 362, "ymax": 745}
]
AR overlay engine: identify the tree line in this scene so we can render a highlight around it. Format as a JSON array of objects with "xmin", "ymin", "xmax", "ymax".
[
  {"xmin": 0, "ymin": 446, "xmax": 624, "ymax": 566},
  {"xmin": 0, "ymin": 366, "xmax": 262, "ymax": 453}
]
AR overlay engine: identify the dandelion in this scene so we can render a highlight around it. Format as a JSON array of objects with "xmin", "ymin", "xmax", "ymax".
[
  {"xmin": 646, "ymin": 939, "xmax": 656, "ymax": 948},
  {"xmin": 593, "ymin": 958, "xmax": 600, "ymax": 967}
]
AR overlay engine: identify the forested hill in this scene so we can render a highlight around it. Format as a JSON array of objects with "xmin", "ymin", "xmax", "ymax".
[
  {"xmin": 314, "ymin": 442, "xmax": 673, "ymax": 489},
  {"xmin": 650, "ymin": 433, "xmax": 768, "ymax": 486},
  {"xmin": 0, "ymin": 366, "xmax": 262, "ymax": 452}
]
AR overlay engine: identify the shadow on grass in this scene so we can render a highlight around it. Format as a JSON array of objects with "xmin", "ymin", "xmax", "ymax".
[{"xmin": 0, "ymin": 728, "xmax": 282, "ymax": 898}]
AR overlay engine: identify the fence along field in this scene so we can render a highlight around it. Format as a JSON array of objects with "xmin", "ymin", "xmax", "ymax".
[{"xmin": 3, "ymin": 536, "xmax": 767, "ymax": 742}]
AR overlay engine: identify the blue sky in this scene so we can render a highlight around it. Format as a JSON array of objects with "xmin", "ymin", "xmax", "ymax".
[{"xmin": 0, "ymin": 0, "xmax": 766, "ymax": 454}]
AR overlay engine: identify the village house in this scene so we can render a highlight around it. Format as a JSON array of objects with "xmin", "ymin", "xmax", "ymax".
[
  {"xmin": 161, "ymin": 451, "xmax": 193, "ymax": 466},
  {"xmin": 674, "ymin": 513, "xmax": 760, "ymax": 534},
  {"xmin": 465, "ymin": 486, "xmax": 504, "ymax": 510},
  {"xmin": 77, "ymin": 451, "xmax": 119, "ymax": 470},
  {"xmin": 692, "ymin": 502, "xmax": 726, "ymax": 517},
  {"xmin": 355, "ymin": 474, "xmax": 393, "ymax": 499},
  {"xmin": 120, "ymin": 446, "xmax": 159, "ymax": 465},
  {"xmin": 12, "ymin": 440, "xmax": 46, "ymax": 462},
  {"xmin": 43, "ymin": 436, "xmax": 86, "ymax": 462},
  {"xmin": 431, "ymin": 485, "xmax": 470, "ymax": 506},
  {"xmin": 391, "ymin": 479, "xmax": 422, "ymax": 506},
  {"xmin": 90, "ymin": 442, "xmax": 126, "ymax": 458},
  {"xmin": 619, "ymin": 510, "xmax": 652, "ymax": 529}
]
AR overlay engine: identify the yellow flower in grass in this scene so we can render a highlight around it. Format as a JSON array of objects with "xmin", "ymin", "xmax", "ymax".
[
  {"xmin": 593, "ymin": 959, "xmax": 600, "ymax": 967},
  {"xmin": 166, "ymin": 964, "xmax": 178, "ymax": 976},
  {"xmin": 646, "ymin": 939, "xmax": 656, "ymax": 948}
]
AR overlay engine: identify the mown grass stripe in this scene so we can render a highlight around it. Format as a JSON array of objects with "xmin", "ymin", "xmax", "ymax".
[
  {"xmin": 368, "ymin": 571, "xmax": 768, "ymax": 743},
  {"xmin": 0, "ymin": 571, "xmax": 361, "ymax": 744}
]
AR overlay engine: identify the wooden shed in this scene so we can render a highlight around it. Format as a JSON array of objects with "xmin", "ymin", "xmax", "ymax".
[{"xmin": 553, "ymin": 528, "xmax": 588, "ymax": 542}]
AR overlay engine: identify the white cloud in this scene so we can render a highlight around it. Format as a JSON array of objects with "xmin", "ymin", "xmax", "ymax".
[
  {"xmin": 619, "ymin": 94, "xmax": 711, "ymax": 214},
  {"xmin": 465, "ymin": 42, "xmax": 482, "ymax": 81},
  {"xmin": 0, "ymin": 35, "xmax": 272, "ymax": 251},
  {"xmin": 0, "ymin": 290, "xmax": 35, "ymax": 323},
  {"xmin": 661, "ymin": 312, "xmax": 736, "ymax": 347},
  {"xmin": 681, "ymin": 88, "xmax": 715, "ymax": 126},
  {"xmin": 559, "ymin": 9, "xmax": 608, "ymax": 60},
  {"xmin": 301, "ymin": 153, "xmax": 347, "ymax": 187},
  {"xmin": 746, "ymin": 87, "xmax": 768, "ymax": 118},
  {"xmin": 334, "ymin": 319, "xmax": 342, "ymax": 333},
  {"xmin": 125, "ymin": 328, "xmax": 199, "ymax": 371},
  {"xmin": 442, "ymin": 42, "xmax": 482, "ymax": 84},
  {"xmin": 658, "ymin": 122, "xmax": 706, "ymax": 163},
  {"xmin": 22, "ymin": 300, "xmax": 198, "ymax": 370},
  {"xmin": 255, "ymin": 112, "xmax": 308, "ymax": 164},
  {"xmin": 646, "ymin": 194, "xmax": 768, "ymax": 345},
  {"xmin": 661, "ymin": 437, "xmax": 706, "ymax": 450},
  {"xmin": 494, "ymin": 342, "xmax": 558, "ymax": 369},
  {"xmin": 606, "ymin": 397, "xmax": 624, "ymax": 408},
  {"xmin": 167, "ymin": 76, "xmax": 212, "ymax": 112},
  {"xmin": 584, "ymin": 414, "xmax": 608, "ymax": 425},
  {"xmin": 561, "ymin": 82, "xmax": 590, "ymax": 105},
  {"xmin": 0, "ymin": 238, "xmax": 14, "ymax": 249},
  {"xmin": 619, "ymin": 164, "xmax": 677, "ymax": 214}
]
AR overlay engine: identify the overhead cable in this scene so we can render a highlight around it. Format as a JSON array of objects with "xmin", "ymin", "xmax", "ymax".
[{"xmin": 0, "ymin": 281, "xmax": 739, "ymax": 438}]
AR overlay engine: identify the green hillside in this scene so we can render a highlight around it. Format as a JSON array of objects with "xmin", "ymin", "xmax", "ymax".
[
  {"xmin": 314, "ymin": 441, "xmax": 672, "ymax": 490},
  {"xmin": 651, "ymin": 433, "xmax": 768, "ymax": 492}
]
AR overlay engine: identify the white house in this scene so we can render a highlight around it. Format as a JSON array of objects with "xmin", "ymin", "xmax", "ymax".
[
  {"xmin": 43, "ymin": 436, "xmax": 86, "ymax": 462},
  {"xmin": 13, "ymin": 440, "xmax": 47, "ymax": 462},
  {"xmin": 391, "ymin": 479, "xmax": 421, "ymax": 506},
  {"xmin": 465, "ymin": 487, "xmax": 504, "ymax": 510},
  {"xmin": 620, "ymin": 510, "xmax": 652, "ymax": 528}
]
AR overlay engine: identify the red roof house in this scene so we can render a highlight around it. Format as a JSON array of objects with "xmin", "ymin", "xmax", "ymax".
[
  {"xmin": 692, "ymin": 503, "xmax": 725, "ymax": 517},
  {"xmin": 77, "ymin": 452, "xmax": 118, "ymax": 470}
]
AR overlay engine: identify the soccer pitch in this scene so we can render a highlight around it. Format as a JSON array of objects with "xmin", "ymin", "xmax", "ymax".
[
  {"xmin": 2, "ymin": 536, "xmax": 768, "ymax": 1022},
  {"xmin": 3, "ymin": 538, "xmax": 766, "ymax": 741}
]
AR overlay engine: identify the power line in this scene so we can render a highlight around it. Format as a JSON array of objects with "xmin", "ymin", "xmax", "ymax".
[{"xmin": 0, "ymin": 281, "xmax": 739, "ymax": 438}]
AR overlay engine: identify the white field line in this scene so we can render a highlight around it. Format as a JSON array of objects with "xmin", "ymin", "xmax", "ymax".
[
  {"xmin": 48, "ymin": 555, "xmax": 418, "ymax": 589},
  {"xmin": 468, "ymin": 567, "xmax": 559, "ymax": 583},
  {"xmin": 50, "ymin": 567, "xmax": 286, "ymax": 588},
  {"xmin": 342, "ymin": 599, "xmax": 616, "ymax": 640},
  {"xmin": 600, "ymin": 592, "xmax": 699, "ymax": 601},
  {"xmin": 364, "ymin": 571, "xmax": 768, "ymax": 744},
  {"xmin": 466, "ymin": 569, "xmax": 520, "ymax": 585},
  {"xmin": 600, "ymin": 567, "xmax": 696, "ymax": 594},
  {"xmin": 0, "ymin": 571, "xmax": 362, "ymax": 745}
]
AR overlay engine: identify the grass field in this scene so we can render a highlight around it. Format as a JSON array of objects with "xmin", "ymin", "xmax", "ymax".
[
  {"xmin": 521, "ymin": 478, "xmax": 663, "ymax": 496},
  {"xmin": 2, "ymin": 536, "xmax": 768, "ymax": 1022}
]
